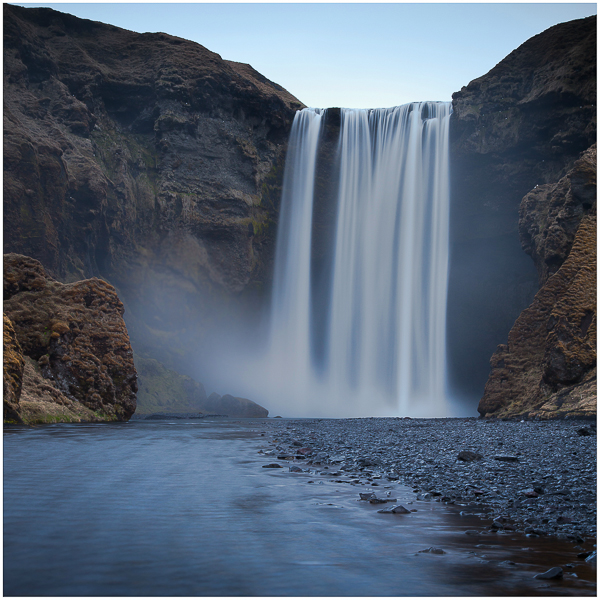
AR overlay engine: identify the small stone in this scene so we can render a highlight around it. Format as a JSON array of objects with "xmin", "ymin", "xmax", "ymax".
[
  {"xmin": 577, "ymin": 551, "xmax": 593, "ymax": 559},
  {"xmin": 391, "ymin": 505, "xmax": 411, "ymax": 514},
  {"xmin": 359, "ymin": 492, "xmax": 376, "ymax": 500},
  {"xmin": 522, "ymin": 490, "xmax": 539, "ymax": 498},
  {"xmin": 585, "ymin": 551, "xmax": 596, "ymax": 564},
  {"xmin": 457, "ymin": 450, "xmax": 482, "ymax": 462},
  {"xmin": 289, "ymin": 465, "xmax": 303, "ymax": 472},
  {"xmin": 465, "ymin": 530, "xmax": 480, "ymax": 535},
  {"xmin": 369, "ymin": 498, "xmax": 387, "ymax": 504},
  {"xmin": 533, "ymin": 567, "xmax": 563, "ymax": 580},
  {"xmin": 262, "ymin": 463, "xmax": 282, "ymax": 468},
  {"xmin": 419, "ymin": 547, "xmax": 446, "ymax": 554}
]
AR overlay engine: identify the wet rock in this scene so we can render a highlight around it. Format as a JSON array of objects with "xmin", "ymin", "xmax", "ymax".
[
  {"xmin": 493, "ymin": 455, "xmax": 520, "ymax": 462},
  {"xmin": 419, "ymin": 547, "xmax": 446, "ymax": 554},
  {"xmin": 289, "ymin": 465, "xmax": 303, "ymax": 473},
  {"xmin": 391, "ymin": 505, "xmax": 411, "ymax": 514},
  {"xmin": 359, "ymin": 492, "xmax": 376, "ymax": 501},
  {"xmin": 262, "ymin": 463, "xmax": 282, "ymax": 469},
  {"xmin": 585, "ymin": 551, "xmax": 596, "ymax": 564},
  {"xmin": 534, "ymin": 567, "xmax": 563, "ymax": 580},
  {"xmin": 457, "ymin": 450, "xmax": 483, "ymax": 462}
]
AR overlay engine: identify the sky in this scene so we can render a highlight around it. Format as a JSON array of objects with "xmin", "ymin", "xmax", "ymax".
[{"xmin": 12, "ymin": 2, "xmax": 597, "ymax": 108}]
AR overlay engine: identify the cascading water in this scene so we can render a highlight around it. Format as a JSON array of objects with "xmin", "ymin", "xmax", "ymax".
[{"xmin": 266, "ymin": 102, "xmax": 452, "ymax": 417}]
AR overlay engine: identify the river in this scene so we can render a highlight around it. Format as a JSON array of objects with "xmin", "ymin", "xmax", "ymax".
[{"xmin": 4, "ymin": 418, "xmax": 596, "ymax": 596}]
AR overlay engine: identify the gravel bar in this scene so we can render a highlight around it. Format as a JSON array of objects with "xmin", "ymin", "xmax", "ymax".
[{"xmin": 262, "ymin": 417, "xmax": 596, "ymax": 541}]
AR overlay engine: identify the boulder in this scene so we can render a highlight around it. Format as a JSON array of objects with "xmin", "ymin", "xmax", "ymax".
[{"xmin": 3, "ymin": 253, "xmax": 137, "ymax": 423}]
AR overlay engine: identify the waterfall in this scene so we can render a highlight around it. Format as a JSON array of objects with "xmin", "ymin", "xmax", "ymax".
[{"xmin": 267, "ymin": 102, "xmax": 452, "ymax": 417}]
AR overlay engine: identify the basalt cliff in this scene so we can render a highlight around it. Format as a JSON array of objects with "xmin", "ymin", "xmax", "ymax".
[
  {"xmin": 3, "ymin": 3, "xmax": 303, "ymax": 388},
  {"xmin": 448, "ymin": 15, "xmax": 596, "ymax": 417}
]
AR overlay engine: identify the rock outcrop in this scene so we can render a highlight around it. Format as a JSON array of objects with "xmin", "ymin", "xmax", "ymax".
[
  {"xmin": 3, "ymin": 3, "xmax": 303, "ymax": 379},
  {"xmin": 205, "ymin": 392, "xmax": 269, "ymax": 418},
  {"xmin": 3, "ymin": 253, "xmax": 137, "ymax": 423},
  {"xmin": 447, "ymin": 16, "xmax": 596, "ymax": 403},
  {"xmin": 479, "ymin": 146, "xmax": 596, "ymax": 419}
]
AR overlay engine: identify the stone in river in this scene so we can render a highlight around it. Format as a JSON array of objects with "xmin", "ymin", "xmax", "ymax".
[
  {"xmin": 391, "ymin": 505, "xmax": 411, "ymax": 514},
  {"xmin": 359, "ymin": 492, "xmax": 376, "ymax": 500},
  {"xmin": 493, "ymin": 455, "xmax": 520, "ymax": 462},
  {"xmin": 534, "ymin": 567, "xmax": 563, "ymax": 580},
  {"xmin": 457, "ymin": 450, "xmax": 483, "ymax": 462},
  {"xmin": 289, "ymin": 465, "xmax": 303, "ymax": 473},
  {"xmin": 262, "ymin": 463, "xmax": 283, "ymax": 468},
  {"xmin": 419, "ymin": 547, "xmax": 446, "ymax": 554}
]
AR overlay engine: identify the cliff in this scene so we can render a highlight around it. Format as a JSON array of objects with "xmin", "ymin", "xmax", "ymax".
[
  {"xmin": 479, "ymin": 147, "xmax": 596, "ymax": 419},
  {"xmin": 3, "ymin": 3, "xmax": 303, "ymax": 379},
  {"xmin": 447, "ymin": 16, "xmax": 596, "ymax": 403},
  {"xmin": 3, "ymin": 253, "xmax": 137, "ymax": 424}
]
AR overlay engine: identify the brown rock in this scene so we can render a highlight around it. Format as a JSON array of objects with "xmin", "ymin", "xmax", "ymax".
[
  {"xmin": 3, "ymin": 314, "xmax": 25, "ymax": 423},
  {"xmin": 479, "ymin": 214, "xmax": 596, "ymax": 418},
  {"xmin": 3, "ymin": 253, "xmax": 137, "ymax": 423},
  {"xmin": 520, "ymin": 145, "xmax": 596, "ymax": 286}
]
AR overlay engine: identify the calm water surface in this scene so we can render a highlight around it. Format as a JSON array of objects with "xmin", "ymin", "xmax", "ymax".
[{"xmin": 4, "ymin": 419, "xmax": 596, "ymax": 596}]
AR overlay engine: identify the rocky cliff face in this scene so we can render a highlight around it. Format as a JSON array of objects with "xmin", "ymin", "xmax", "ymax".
[
  {"xmin": 3, "ymin": 4, "xmax": 303, "ymax": 378},
  {"xmin": 478, "ymin": 146, "xmax": 596, "ymax": 419},
  {"xmin": 3, "ymin": 253, "xmax": 137, "ymax": 423},
  {"xmin": 447, "ymin": 16, "xmax": 596, "ymax": 404}
]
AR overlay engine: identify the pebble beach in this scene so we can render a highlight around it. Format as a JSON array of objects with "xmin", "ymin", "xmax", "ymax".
[{"xmin": 261, "ymin": 417, "xmax": 597, "ymax": 542}]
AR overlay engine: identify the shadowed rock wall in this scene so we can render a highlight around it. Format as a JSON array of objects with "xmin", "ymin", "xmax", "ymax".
[
  {"xmin": 479, "ymin": 146, "xmax": 596, "ymax": 419},
  {"xmin": 448, "ymin": 15, "xmax": 596, "ymax": 407}
]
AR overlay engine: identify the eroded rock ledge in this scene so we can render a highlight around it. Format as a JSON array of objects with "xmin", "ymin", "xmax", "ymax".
[{"xmin": 3, "ymin": 253, "xmax": 137, "ymax": 424}]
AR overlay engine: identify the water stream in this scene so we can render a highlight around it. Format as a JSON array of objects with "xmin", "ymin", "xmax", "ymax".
[{"xmin": 4, "ymin": 420, "xmax": 595, "ymax": 596}]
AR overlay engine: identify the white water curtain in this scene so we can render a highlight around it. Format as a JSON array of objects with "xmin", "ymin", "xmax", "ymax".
[{"xmin": 267, "ymin": 103, "xmax": 451, "ymax": 417}]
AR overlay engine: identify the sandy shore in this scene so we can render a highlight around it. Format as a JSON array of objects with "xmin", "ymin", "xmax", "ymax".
[{"xmin": 262, "ymin": 417, "xmax": 596, "ymax": 542}]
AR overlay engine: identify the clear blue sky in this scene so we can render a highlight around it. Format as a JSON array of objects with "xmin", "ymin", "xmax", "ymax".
[{"xmin": 13, "ymin": 2, "xmax": 597, "ymax": 108}]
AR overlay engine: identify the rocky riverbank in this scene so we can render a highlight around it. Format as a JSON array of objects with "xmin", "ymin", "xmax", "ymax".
[{"xmin": 260, "ymin": 417, "xmax": 596, "ymax": 543}]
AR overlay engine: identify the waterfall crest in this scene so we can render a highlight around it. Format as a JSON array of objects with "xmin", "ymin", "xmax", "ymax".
[{"xmin": 267, "ymin": 102, "xmax": 452, "ymax": 417}]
